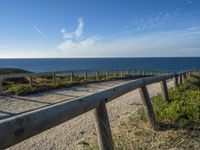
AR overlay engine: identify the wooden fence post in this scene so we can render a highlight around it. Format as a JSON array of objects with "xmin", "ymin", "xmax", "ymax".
[
  {"xmin": 131, "ymin": 70, "xmax": 134, "ymax": 76},
  {"xmin": 138, "ymin": 69, "xmax": 140, "ymax": 75},
  {"xmin": 120, "ymin": 70, "xmax": 123, "ymax": 77},
  {"xmin": 96, "ymin": 71, "xmax": 99, "ymax": 81},
  {"xmin": 173, "ymin": 75, "xmax": 178, "ymax": 87},
  {"xmin": 142, "ymin": 70, "xmax": 145, "ymax": 76},
  {"xmin": 94, "ymin": 100, "xmax": 114, "ymax": 150},
  {"xmin": 84, "ymin": 72, "xmax": 87, "ymax": 81},
  {"xmin": 52, "ymin": 73, "xmax": 56, "ymax": 87},
  {"xmin": 160, "ymin": 79, "xmax": 169, "ymax": 102},
  {"xmin": 106, "ymin": 71, "xmax": 109, "ymax": 79},
  {"xmin": 28, "ymin": 76, "xmax": 33, "ymax": 87},
  {"xmin": 188, "ymin": 71, "xmax": 191, "ymax": 77},
  {"xmin": 0, "ymin": 76, "xmax": 2, "ymax": 95},
  {"xmin": 179, "ymin": 75, "xmax": 183, "ymax": 85},
  {"xmin": 139, "ymin": 85, "xmax": 157, "ymax": 130},
  {"xmin": 182, "ymin": 74, "xmax": 187, "ymax": 84},
  {"xmin": 126, "ymin": 70, "xmax": 129, "ymax": 75},
  {"xmin": 186, "ymin": 72, "xmax": 190, "ymax": 78},
  {"xmin": 113, "ymin": 70, "xmax": 116, "ymax": 78},
  {"xmin": 70, "ymin": 72, "xmax": 73, "ymax": 82}
]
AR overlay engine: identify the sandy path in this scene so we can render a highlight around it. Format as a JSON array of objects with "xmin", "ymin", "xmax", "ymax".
[
  {"xmin": 0, "ymin": 79, "xmax": 174, "ymax": 150},
  {"xmin": 0, "ymin": 80, "xmax": 128, "ymax": 119}
]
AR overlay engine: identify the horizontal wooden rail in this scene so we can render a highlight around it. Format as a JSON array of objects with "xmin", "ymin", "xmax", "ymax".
[
  {"xmin": 0, "ymin": 69, "xmax": 167, "ymax": 79},
  {"xmin": 0, "ymin": 68, "xmax": 169, "ymax": 95},
  {"xmin": 0, "ymin": 70, "xmax": 192, "ymax": 149}
]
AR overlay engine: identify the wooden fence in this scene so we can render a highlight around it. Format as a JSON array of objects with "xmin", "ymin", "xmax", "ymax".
[
  {"xmin": 0, "ymin": 68, "xmax": 168, "ymax": 95},
  {"xmin": 0, "ymin": 69, "xmax": 192, "ymax": 150}
]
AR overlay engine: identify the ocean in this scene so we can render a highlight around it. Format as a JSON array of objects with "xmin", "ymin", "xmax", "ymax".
[{"xmin": 0, "ymin": 57, "xmax": 199, "ymax": 73}]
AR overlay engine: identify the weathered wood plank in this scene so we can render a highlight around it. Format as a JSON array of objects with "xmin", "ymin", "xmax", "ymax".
[
  {"xmin": 94, "ymin": 101, "xmax": 114, "ymax": 150},
  {"xmin": 84, "ymin": 72, "xmax": 87, "ymax": 81},
  {"xmin": 182, "ymin": 74, "xmax": 187, "ymax": 84},
  {"xmin": 173, "ymin": 75, "xmax": 178, "ymax": 87},
  {"xmin": 120, "ymin": 70, "xmax": 123, "ymax": 77},
  {"xmin": 131, "ymin": 70, "xmax": 134, "ymax": 76},
  {"xmin": 70, "ymin": 72, "xmax": 73, "ymax": 82},
  {"xmin": 113, "ymin": 70, "xmax": 116, "ymax": 78},
  {"xmin": 28, "ymin": 76, "xmax": 33, "ymax": 87},
  {"xmin": 96, "ymin": 71, "xmax": 99, "ymax": 81},
  {"xmin": 106, "ymin": 71, "xmax": 109, "ymax": 79},
  {"xmin": 52, "ymin": 73, "xmax": 56, "ymax": 87},
  {"xmin": 139, "ymin": 85, "xmax": 157, "ymax": 130},
  {"xmin": 179, "ymin": 75, "xmax": 183, "ymax": 85},
  {"xmin": 160, "ymin": 79, "xmax": 169, "ymax": 102}
]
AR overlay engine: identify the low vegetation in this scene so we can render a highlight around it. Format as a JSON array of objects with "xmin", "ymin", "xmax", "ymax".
[
  {"xmin": 0, "ymin": 68, "xmax": 31, "ymax": 74},
  {"xmin": 4, "ymin": 81, "xmax": 80, "ymax": 96},
  {"xmin": 152, "ymin": 73, "xmax": 200, "ymax": 128},
  {"xmin": 4, "ymin": 76, "xmax": 81, "ymax": 96}
]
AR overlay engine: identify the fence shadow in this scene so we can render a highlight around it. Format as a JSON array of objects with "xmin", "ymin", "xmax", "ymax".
[
  {"xmin": 158, "ymin": 122, "xmax": 200, "ymax": 132},
  {"xmin": 0, "ymin": 110, "xmax": 16, "ymax": 120},
  {"xmin": 4, "ymin": 94, "xmax": 52, "ymax": 105}
]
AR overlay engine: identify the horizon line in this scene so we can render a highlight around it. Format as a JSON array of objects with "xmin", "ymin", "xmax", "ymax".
[{"xmin": 0, "ymin": 56, "xmax": 200, "ymax": 59}]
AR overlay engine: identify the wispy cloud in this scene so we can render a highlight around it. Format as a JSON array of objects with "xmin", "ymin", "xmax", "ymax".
[
  {"xmin": 55, "ymin": 25, "xmax": 200, "ymax": 57},
  {"xmin": 132, "ymin": 11, "xmax": 174, "ymax": 32},
  {"xmin": 60, "ymin": 17, "xmax": 84, "ymax": 40},
  {"xmin": 182, "ymin": 0, "xmax": 193, "ymax": 4},
  {"xmin": 33, "ymin": 25, "xmax": 44, "ymax": 36},
  {"xmin": 57, "ymin": 18, "xmax": 100, "ymax": 55},
  {"xmin": 74, "ymin": 18, "xmax": 84, "ymax": 38}
]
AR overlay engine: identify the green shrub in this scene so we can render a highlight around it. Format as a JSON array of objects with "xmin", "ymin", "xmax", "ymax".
[
  {"xmin": 6, "ymin": 84, "xmax": 35, "ymax": 96},
  {"xmin": 138, "ymin": 77, "xmax": 200, "ymax": 128},
  {"xmin": 5, "ymin": 80, "xmax": 82, "ymax": 96},
  {"xmin": 153, "ymin": 91, "xmax": 200, "ymax": 127}
]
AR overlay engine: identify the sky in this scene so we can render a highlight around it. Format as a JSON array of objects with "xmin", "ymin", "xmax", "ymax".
[{"xmin": 0, "ymin": 0, "xmax": 200, "ymax": 58}]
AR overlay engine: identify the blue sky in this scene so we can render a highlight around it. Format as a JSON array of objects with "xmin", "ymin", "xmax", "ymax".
[{"xmin": 0, "ymin": 0, "xmax": 200, "ymax": 58}]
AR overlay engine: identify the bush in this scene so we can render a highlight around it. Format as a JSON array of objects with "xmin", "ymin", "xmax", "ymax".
[
  {"xmin": 138, "ymin": 76, "xmax": 200, "ymax": 128},
  {"xmin": 5, "ymin": 80, "xmax": 82, "ymax": 96},
  {"xmin": 6, "ymin": 84, "xmax": 35, "ymax": 96},
  {"xmin": 153, "ymin": 91, "xmax": 200, "ymax": 127}
]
